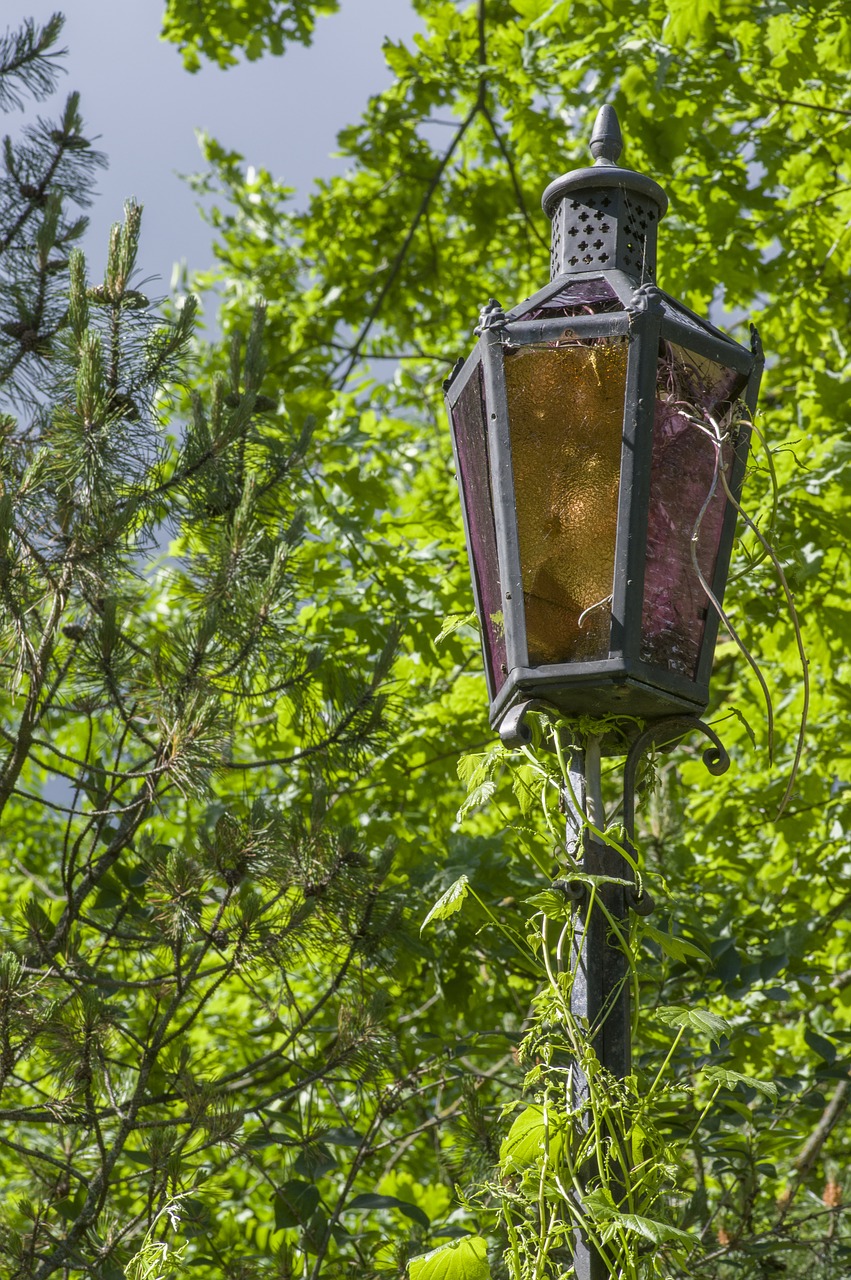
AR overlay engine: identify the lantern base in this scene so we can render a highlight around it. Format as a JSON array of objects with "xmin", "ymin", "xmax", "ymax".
[{"xmin": 490, "ymin": 663, "xmax": 709, "ymax": 755}]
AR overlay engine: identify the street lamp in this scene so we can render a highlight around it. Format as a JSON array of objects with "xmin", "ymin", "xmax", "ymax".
[
  {"xmin": 444, "ymin": 106, "xmax": 763, "ymax": 1280},
  {"xmin": 444, "ymin": 105, "xmax": 762, "ymax": 750}
]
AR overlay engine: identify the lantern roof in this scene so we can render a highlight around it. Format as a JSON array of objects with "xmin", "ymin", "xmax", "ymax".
[
  {"xmin": 542, "ymin": 106, "xmax": 669, "ymax": 281},
  {"xmin": 503, "ymin": 272, "xmax": 750, "ymax": 365}
]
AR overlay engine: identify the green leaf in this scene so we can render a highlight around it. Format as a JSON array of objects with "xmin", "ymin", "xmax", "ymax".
[
  {"xmin": 346, "ymin": 1192, "xmax": 429, "ymax": 1229},
  {"xmin": 124, "ymin": 1148, "xmax": 151, "ymax": 1166},
  {"xmin": 654, "ymin": 1005, "xmax": 730, "ymax": 1044},
  {"xmin": 813, "ymin": 1059, "xmax": 851, "ymax": 1080},
  {"xmin": 701, "ymin": 1067, "xmax": 779, "ymax": 1100},
  {"xmin": 583, "ymin": 1190, "xmax": 693, "ymax": 1246},
  {"xmin": 500, "ymin": 1104, "xmax": 564, "ymax": 1171},
  {"xmin": 302, "ymin": 1207, "xmax": 329, "ymax": 1255},
  {"xmin": 409, "ymin": 1236, "xmax": 491, "ymax": 1280},
  {"xmin": 294, "ymin": 1143, "xmax": 337, "ymax": 1180},
  {"xmin": 319, "ymin": 1126, "xmax": 364, "ymax": 1147},
  {"xmin": 525, "ymin": 889, "xmax": 572, "ymax": 921},
  {"xmin": 603, "ymin": 1213, "xmax": 694, "ymax": 1247},
  {"xmin": 510, "ymin": 763, "xmax": 540, "ymax": 816},
  {"xmin": 421, "ymin": 876, "xmax": 469, "ymax": 933},
  {"xmin": 580, "ymin": 1187, "xmax": 618, "ymax": 1224},
  {"xmin": 642, "ymin": 923, "xmax": 709, "ymax": 964},
  {"xmin": 804, "ymin": 1028, "xmax": 837, "ymax": 1064},
  {"xmin": 435, "ymin": 610, "xmax": 477, "ymax": 644},
  {"xmin": 456, "ymin": 780, "xmax": 496, "ymax": 821},
  {"xmin": 455, "ymin": 746, "xmax": 505, "ymax": 820},
  {"xmin": 92, "ymin": 874, "xmax": 126, "ymax": 911},
  {"xmin": 274, "ymin": 1180, "xmax": 321, "ymax": 1230}
]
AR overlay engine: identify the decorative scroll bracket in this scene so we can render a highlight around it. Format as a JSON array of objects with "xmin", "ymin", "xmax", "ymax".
[
  {"xmin": 498, "ymin": 698, "xmax": 560, "ymax": 748},
  {"xmin": 623, "ymin": 714, "xmax": 730, "ymax": 844},
  {"xmin": 501, "ymin": 705, "xmax": 730, "ymax": 916}
]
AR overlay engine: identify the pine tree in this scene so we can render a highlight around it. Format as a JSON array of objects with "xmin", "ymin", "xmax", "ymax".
[
  {"xmin": 0, "ymin": 17, "xmax": 415, "ymax": 1277},
  {"xmin": 0, "ymin": 14, "xmax": 104, "ymax": 403}
]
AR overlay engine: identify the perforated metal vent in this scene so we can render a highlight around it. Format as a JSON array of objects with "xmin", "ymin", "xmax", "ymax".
[
  {"xmin": 550, "ymin": 215, "xmax": 562, "ymax": 279},
  {"xmin": 620, "ymin": 192, "xmax": 657, "ymax": 277},
  {"xmin": 550, "ymin": 186, "xmax": 659, "ymax": 281},
  {"xmin": 557, "ymin": 193, "xmax": 617, "ymax": 270}
]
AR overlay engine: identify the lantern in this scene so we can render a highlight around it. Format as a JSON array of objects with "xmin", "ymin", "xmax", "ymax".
[{"xmin": 444, "ymin": 106, "xmax": 763, "ymax": 743}]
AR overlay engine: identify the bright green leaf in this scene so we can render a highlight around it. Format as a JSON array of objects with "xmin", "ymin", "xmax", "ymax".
[
  {"xmin": 421, "ymin": 876, "xmax": 470, "ymax": 933},
  {"xmin": 654, "ymin": 1006, "xmax": 731, "ymax": 1044},
  {"xmin": 409, "ymin": 1236, "xmax": 491, "ymax": 1280}
]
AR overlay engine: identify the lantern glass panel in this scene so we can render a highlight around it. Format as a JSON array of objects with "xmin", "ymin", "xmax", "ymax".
[
  {"xmin": 641, "ymin": 344, "xmax": 748, "ymax": 677},
  {"xmin": 659, "ymin": 295, "xmax": 721, "ymax": 342},
  {"xmin": 515, "ymin": 276, "xmax": 623, "ymax": 321},
  {"xmin": 451, "ymin": 364, "xmax": 507, "ymax": 691},
  {"xmin": 504, "ymin": 337, "xmax": 629, "ymax": 666}
]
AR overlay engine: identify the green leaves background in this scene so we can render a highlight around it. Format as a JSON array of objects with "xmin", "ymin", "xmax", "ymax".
[
  {"xmin": 176, "ymin": 0, "xmax": 851, "ymax": 1272},
  {"xmin": 0, "ymin": 0, "xmax": 849, "ymax": 1276}
]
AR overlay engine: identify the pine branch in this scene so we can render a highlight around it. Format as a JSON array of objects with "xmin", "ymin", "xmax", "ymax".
[
  {"xmin": 33, "ymin": 891, "xmax": 235, "ymax": 1277},
  {"xmin": 0, "ymin": 562, "xmax": 72, "ymax": 822},
  {"xmin": 0, "ymin": 14, "xmax": 65, "ymax": 112}
]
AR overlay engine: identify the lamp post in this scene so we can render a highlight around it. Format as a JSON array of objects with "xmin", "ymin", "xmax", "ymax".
[{"xmin": 444, "ymin": 106, "xmax": 763, "ymax": 1278}]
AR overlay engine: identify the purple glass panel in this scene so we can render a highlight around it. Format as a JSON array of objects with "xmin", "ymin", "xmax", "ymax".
[
  {"xmin": 451, "ymin": 364, "xmax": 507, "ymax": 691},
  {"xmin": 515, "ymin": 277, "xmax": 623, "ymax": 322},
  {"xmin": 641, "ymin": 344, "xmax": 748, "ymax": 677}
]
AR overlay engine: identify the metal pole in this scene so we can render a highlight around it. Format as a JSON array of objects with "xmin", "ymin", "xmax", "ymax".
[{"xmin": 568, "ymin": 733, "xmax": 631, "ymax": 1280}]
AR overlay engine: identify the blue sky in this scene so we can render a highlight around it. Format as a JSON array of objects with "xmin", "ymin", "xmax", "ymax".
[{"xmin": 8, "ymin": 1, "xmax": 422, "ymax": 295}]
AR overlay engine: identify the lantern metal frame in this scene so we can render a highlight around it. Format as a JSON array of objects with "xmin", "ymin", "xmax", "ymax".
[{"xmin": 445, "ymin": 247, "xmax": 763, "ymax": 744}]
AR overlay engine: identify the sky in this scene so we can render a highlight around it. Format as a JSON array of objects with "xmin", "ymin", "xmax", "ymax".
[{"xmin": 7, "ymin": 1, "xmax": 423, "ymax": 299}]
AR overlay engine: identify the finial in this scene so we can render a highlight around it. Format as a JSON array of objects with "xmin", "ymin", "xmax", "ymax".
[
  {"xmin": 589, "ymin": 104, "xmax": 623, "ymax": 167},
  {"xmin": 541, "ymin": 103, "xmax": 667, "ymax": 245}
]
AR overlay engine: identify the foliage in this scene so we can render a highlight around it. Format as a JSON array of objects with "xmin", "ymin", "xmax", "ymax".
[
  {"xmin": 442, "ymin": 718, "xmax": 785, "ymax": 1278},
  {"xmin": 176, "ymin": 0, "xmax": 851, "ymax": 1274},
  {"xmin": 1, "ymin": 0, "xmax": 851, "ymax": 1277},
  {"xmin": 0, "ymin": 13, "xmax": 104, "ymax": 403},
  {"xmin": 160, "ymin": 0, "xmax": 340, "ymax": 71},
  {"xmin": 0, "ymin": 16, "xmax": 484, "ymax": 1278}
]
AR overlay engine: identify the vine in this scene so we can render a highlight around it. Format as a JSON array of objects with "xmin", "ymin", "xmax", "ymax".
[{"xmin": 417, "ymin": 713, "xmax": 777, "ymax": 1280}]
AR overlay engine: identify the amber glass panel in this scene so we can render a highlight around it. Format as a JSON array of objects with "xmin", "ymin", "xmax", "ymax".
[
  {"xmin": 451, "ymin": 364, "xmax": 507, "ymax": 691},
  {"xmin": 641, "ymin": 345, "xmax": 747, "ymax": 677},
  {"xmin": 504, "ymin": 339, "xmax": 628, "ymax": 665}
]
